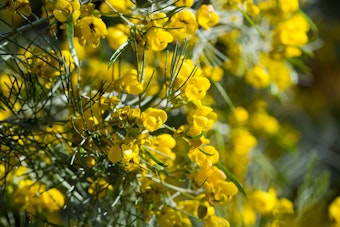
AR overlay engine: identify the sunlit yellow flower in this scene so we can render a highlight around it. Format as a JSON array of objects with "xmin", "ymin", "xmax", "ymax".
[
  {"xmin": 1, "ymin": 0, "xmax": 31, "ymax": 16},
  {"xmin": 174, "ymin": 58, "xmax": 197, "ymax": 89},
  {"xmin": 329, "ymin": 197, "xmax": 340, "ymax": 224},
  {"xmin": 148, "ymin": 134, "xmax": 176, "ymax": 167},
  {"xmin": 273, "ymin": 13, "xmax": 310, "ymax": 57},
  {"xmin": 278, "ymin": 0, "xmax": 299, "ymax": 15},
  {"xmin": 195, "ymin": 160, "xmax": 213, "ymax": 186},
  {"xmin": 158, "ymin": 206, "xmax": 191, "ymax": 226},
  {"xmin": 114, "ymin": 69, "xmax": 144, "ymax": 95},
  {"xmin": 150, "ymin": 12, "xmax": 169, "ymax": 27},
  {"xmin": 141, "ymin": 108, "xmax": 167, "ymax": 132},
  {"xmin": 184, "ymin": 76, "xmax": 211, "ymax": 101},
  {"xmin": 53, "ymin": 0, "xmax": 80, "ymax": 23},
  {"xmin": 189, "ymin": 145, "xmax": 219, "ymax": 167},
  {"xmin": 212, "ymin": 181, "xmax": 238, "ymax": 205},
  {"xmin": 88, "ymin": 178, "xmax": 113, "ymax": 199},
  {"xmin": 61, "ymin": 50, "xmax": 75, "ymax": 73},
  {"xmin": 41, "ymin": 188, "xmax": 65, "ymax": 212},
  {"xmin": 174, "ymin": 0, "xmax": 194, "ymax": 7},
  {"xmin": 107, "ymin": 24, "xmax": 129, "ymax": 50},
  {"xmin": 168, "ymin": 9, "xmax": 198, "ymax": 41},
  {"xmin": 75, "ymin": 16, "xmax": 108, "ymax": 48},
  {"xmin": 230, "ymin": 128, "xmax": 257, "ymax": 155},
  {"xmin": 245, "ymin": 0, "xmax": 260, "ymax": 16},
  {"xmin": 187, "ymin": 106, "xmax": 217, "ymax": 137},
  {"xmin": 196, "ymin": 4, "xmax": 219, "ymax": 30},
  {"xmin": 146, "ymin": 28, "xmax": 173, "ymax": 51},
  {"xmin": 250, "ymin": 111, "xmax": 279, "ymax": 135},
  {"xmin": 251, "ymin": 188, "xmax": 277, "ymax": 215},
  {"xmin": 278, "ymin": 14, "xmax": 309, "ymax": 46},
  {"xmin": 245, "ymin": 65, "xmax": 271, "ymax": 88},
  {"xmin": 108, "ymin": 144, "xmax": 123, "ymax": 163},
  {"xmin": 99, "ymin": 0, "xmax": 133, "ymax": 14},
  {"xmin": 273, "ymin": 198, "xmax": 294, "ymax": 216},
  {"xmin": 204, "ymin": 215, "xmax": 230, "ymax": 227},
  {"xmin": 234, "ymin": 106, "xmax": 249, "ymax": 124},
  {"xmin": 202, "ymin": 65, "xmax": 224, "ymax": 81}
]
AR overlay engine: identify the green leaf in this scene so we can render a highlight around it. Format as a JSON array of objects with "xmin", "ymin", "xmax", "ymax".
[
  {"xmin": 215, "ymin": 162, "xmax": 247, "ymax": 197},
  {"xmin": 108, "ymin": 40, "xmax": 130, "ymax": 68},
  {"xmin": 66, "ymin": 16, "xmax": 79, "ymax": 67},
  {"xmin": 142, "ymin": 146, "xmax": 168, "ymax": 168}
]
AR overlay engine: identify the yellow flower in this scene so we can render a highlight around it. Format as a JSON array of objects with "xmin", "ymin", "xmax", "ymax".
[
  {"xmin": 273, "ymin": 13, "xmax": 310, "ymax": 57},
  {"xmin": 158, "ymin": 206, "xmax": 191, "ymax": 227},
  {"xmin": 108, "ymin": 144, "xmax": 123, "ymax": 163},
  {"xmin": 114, "ymin": 69, "xmax": 144, "ymax": 95},
  {"xmin": 278, "ymin": 0, "xmax": 299, "ymax": 15},
  {"xmin": 1, "ymin": 0, "xmax": 31, "ymax": 16},
  {"xmin": 107, "ymin": 24, "xmax": 129, "ymax": 50},
  {"xmin": 99, "ymin": 0, "xmax": 133, "ymax": 14},
  {"xmin": 141, "ymin": 108, "xmax": 167, "ymax": 132},
  {"xmin": 273, "ymin": 198, "xmax": 294, "ymax": 216},
  {"xmin": 174, "ymin": 0, "xmax": 194, "ymax": 7},
  {"xmin": 212, "ymin": 181, "xmax": 238, "ymax": 205},
  {"xmin": 250, "ymin": 111, "xmax": 279, "ymax": 135},
  {"xmin": 251, "ymin": 188, "xmax": 277, "ymax": 215},
  {"xmin": 329, "ymin": 197, "xmax": 340, "ymax": 224},
  {"xmin": 196, "ymin": 4, "xmax": 219, "ymax": 30},
  {"xmin": 187, "ymin": 105, "xmax": 217, "ymax": 137},
  {"xmin": 41, "ymin": 188, "xmax": 65, "ymax": 212},
  {"xmin": 174, "ymin": 58, "xmax": 197, "ymax": 89},
  {"xmin": 75, "ymin": 16, "xmax": 108, "ymax": 48},
  {"xmin": 184, "ymin": 76, "xmax": 211, "ymax": 101},
  {"xmin": 188, "ymin": 145, "xmax": 219, "ymax": 167},
  {"xmin": 88, "ymin": 178, "xmax": 113, "ymax": 199},
  {"xmin": 108, "ymin": 143, "xmax": 140, "ymax": 171},
  {"xmin": 204, "ymin": 215, "xmax": 230, "ymax": 227},
  {"xmin": 245, "ymin": 0, "xmax": 260, "ymax": 17},
  {"xmin": 234, "ymin": 106, "xmax": 249, "ymax": 124},
  {"xmin": 239, "ymin": 206, "xmax": 257, "ymax": 225},
  {"xmin": 278, "ymin": 14, "xmax": 309, "ymax": 46},
  {"xmin": 146, "ymin": 28, "xmax": 173, "ymax": 51},
  {"xmin": 195, "ymin": 160, "xmax": 213, "ymax": 186},
  {"xmin": 168, "ymin": 9, "xmax": 198, "ymax": 41},
  {"xmin": 151, "ymin": 12, "xmax": 169, "ymax": 27},
  {"xmin": 202, "ymin": 65, "xmax": 224, "ymax": 81},
  {"xmin": 53, "ymin": 0, "xmax": 80, "ymax": 23},
  {"xmin": 61, "ymin": 50, "xmax": 75, "ymax": 73},
  {"xmin": 245, "ymin": 65, "xmax": 271, "ymax": 88},
  {"xmin": 0, "ymin": 164, "xmax": 5, "ymax": 185},
  {"xmin": 148, "ymin": 134, "xmax": 176, "ymax": 166},
  {"xmin": 230, "ymin": 128, "xmax": 257, "ymax": 155},
  {"xmin": 268, "ymin": 60, "xmax": 292, "ymax": 91}
]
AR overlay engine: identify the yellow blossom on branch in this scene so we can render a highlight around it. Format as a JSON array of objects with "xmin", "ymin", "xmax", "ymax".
[
  {"xmin": 0, "ymin": 0, "xmax": 31, "ymax": 16},
  {"xmin": 114, "ymin": 69, "xmax": 144, "ymax": 95},
  {"xmin": 196, "ymin": 4, "xmax": 219, "ymax": 31},
  {"xmin": 53, "ymin": 0, "xmax": 80, "ymax": 23},
  {"xmin": 141, "ymin": 108, "xmax": 167, "ymax": 132},
  {"xmin": 107, "ymin": 24, "xmax": 129, "ymax": 50},
  {"xmin": 146, "ymin": 28, "xmax": 173, "ymax": 51},
  {"xmin": 75, "ymin": 16, "xmax": 108, "ymax": 48},
  {"xmin": 184, "ymin": 76, "xmax": 211, "ymax": 101},
  {"xmin": 168, "ymin": 9, "xmax": 198, "ymax": 41}
]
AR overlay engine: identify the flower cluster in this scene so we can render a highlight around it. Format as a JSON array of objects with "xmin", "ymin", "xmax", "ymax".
[{"xmin": 0, "ymin": 0, "xmax": 330, "ymax": 226}]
